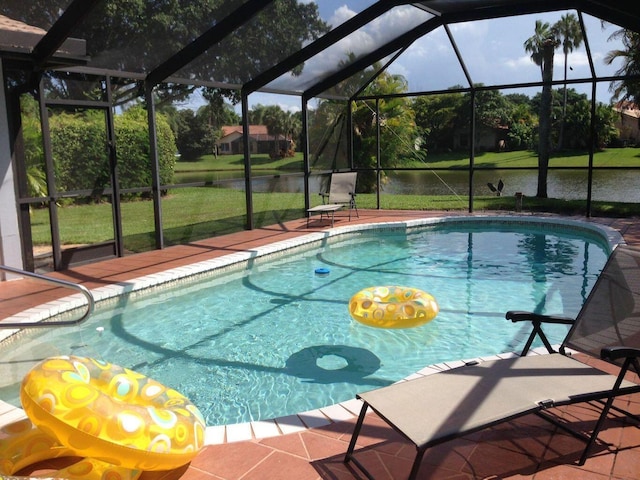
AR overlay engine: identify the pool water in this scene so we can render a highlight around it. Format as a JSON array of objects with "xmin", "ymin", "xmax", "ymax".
[{"xmin": 0, "ymin": 223, "xmax": 609, "ymax": 426}]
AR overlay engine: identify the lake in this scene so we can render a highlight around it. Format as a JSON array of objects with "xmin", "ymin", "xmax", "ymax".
[{"xmin": 173, "ymin": 168, "xmax": 640, "ymax": 203}]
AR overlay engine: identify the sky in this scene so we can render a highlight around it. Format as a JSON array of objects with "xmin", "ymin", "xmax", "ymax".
[{"xmin": 186, "ymin": 1, "xmax": 628, "ymax": 113}]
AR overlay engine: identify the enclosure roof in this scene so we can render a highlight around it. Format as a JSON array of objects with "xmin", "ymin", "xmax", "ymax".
[{"xmin": 1, "ymin": 0, "xmax": 639, "ymax": 102}]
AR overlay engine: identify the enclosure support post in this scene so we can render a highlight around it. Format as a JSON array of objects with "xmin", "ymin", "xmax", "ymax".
[
  {"xmin": 376, "ymin": 98, "xmax": 381, "ymax": 210},
  {"xmin": 348, "ymin": 99, "xmax": 356, "ymax": 183},
  {"xmin": 468, "ymin": 89, "xmax": 476, "ymax": 213},
  {"xmin": 241, "ymin": 91, "xmax": 254, "ymax": 230},
  {"xmin": 586, "ymin": 84, "xmax": 596, "ymax": 218},
  {"xmin": 579, "ymin": 11, "xmax": 596, "ymax": 219},
  {"xmin": 144, "ymin": 81, "xmax": 164, "ymax": 249},
  {"xmin": 302, "ymin": 95, "xmax": 311, "ymax": 213},
  {"xmin": 105, "ymin": 76, "xmax": 123, "ymax": 257},
  {"xmin": 38, "ymin": 78, "xmax": 63, "ymax": 269}
]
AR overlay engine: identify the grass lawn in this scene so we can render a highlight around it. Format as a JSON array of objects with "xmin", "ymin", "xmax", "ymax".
[
  {"xmin": 174, "ymin": 148, "xmax": 640, "ymax": 173},
  {"xmin": 175, "ymin": 153, "xmax": 304, "ymax": 172},
  {"xmin": 28, "ymin": 147, "xmax": 640, "ymax": 251},
  {"xmin": 29, "ymin": 186, "xmax": 640, "ymax": 251},
  {"xmin": 403, "ymin": 148, "xmax": 640, "ymax": 169}
]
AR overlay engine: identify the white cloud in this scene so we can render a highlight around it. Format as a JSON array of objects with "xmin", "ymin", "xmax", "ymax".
[
  {"xmin": 270, "ymin": 4, "xmax": 625, "ymax": 101},
  {"xmin": 329, "ymin": 5, "xmax": 357, "ymax": 27},
  {"xmin": 504, "ymin": 54, "xmax": 537, "ymax": 69},
  {"xmin": 267, "ymin": 5, "xmax": 430, "ymax": 92}
]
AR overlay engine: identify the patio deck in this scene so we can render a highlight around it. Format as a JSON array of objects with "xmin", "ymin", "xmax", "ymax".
[{"xmin": 1, "ymin": 210, "xmax": 639, "ymax": 480}]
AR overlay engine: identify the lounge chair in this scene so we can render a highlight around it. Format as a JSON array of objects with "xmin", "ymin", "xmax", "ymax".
[
  {"xmin": 307, "ymin": 172, "xmax": 358, "ymax": 227},
  {"xmin": 344, "ymin": 244, "xmax": 640, "ymax": 480}
]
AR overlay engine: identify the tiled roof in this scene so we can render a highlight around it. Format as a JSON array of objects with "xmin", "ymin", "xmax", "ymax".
[
  {"xmin": 0, "ymin": 14, "xmax": 86, "ymax": 56},
  {"xmin": 614, "ymin": 101, "xmax": 640, "ymax": 118},
  {"xmin": 0, "ymin": 15, "xmax": 46, "ymax": 35},
  {"xmin": 221, "ymin": 125, "xmax": 269, "ymax": 136}
]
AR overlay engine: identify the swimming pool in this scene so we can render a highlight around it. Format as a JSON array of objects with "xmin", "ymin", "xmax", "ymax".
[{"xmin": 0, "ymin": 217, "xmax": 618, "ymax": 427}]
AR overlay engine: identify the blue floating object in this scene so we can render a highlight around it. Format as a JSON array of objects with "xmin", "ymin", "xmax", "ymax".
[{"xmin": 315, "ymin": 267, "xmax": 330, "ymax": 276}]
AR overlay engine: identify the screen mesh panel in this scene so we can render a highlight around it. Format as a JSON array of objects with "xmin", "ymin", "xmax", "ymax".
[{"xmin": 565, "ymin": 245, "xmax": 640, "ymax": 371}]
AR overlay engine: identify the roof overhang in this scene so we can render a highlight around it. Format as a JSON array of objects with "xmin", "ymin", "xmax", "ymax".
[{"xmin": 0, "ymin": 14, "xmax": 88, "ymax": 69}]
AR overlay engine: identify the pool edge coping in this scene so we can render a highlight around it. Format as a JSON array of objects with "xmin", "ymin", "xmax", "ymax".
[{"xmin": 0, "ymin": 215, "xmax": 624, "ymax": 444}]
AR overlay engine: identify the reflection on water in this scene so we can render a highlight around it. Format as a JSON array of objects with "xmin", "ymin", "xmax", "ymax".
[
  {"xmin": 173, "ymin": 169, "xmax": 640, "ymax": 203},
  {"xmin": 386, "ymin": 170, "xmax": 640, "ymax": 203}
]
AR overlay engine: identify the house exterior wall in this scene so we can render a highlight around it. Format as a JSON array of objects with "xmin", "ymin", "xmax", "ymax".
[
  {"xmin": 615, "ymin": 108, "xmax": 640, "ymax": 145},
  {"xmin": 454, "ymin": 125, "xmax": 507, "ymax": 151},
  {"xmin": 218, "ymin": 131, "xmax": 242, "ymax": 154},
  {"xmin": 0, "ymin": 62, "xmax": 23, "ymax": 270},
  {"xmin": 218, "ymin": 126, "xmax": 293, "ymax": 156}
]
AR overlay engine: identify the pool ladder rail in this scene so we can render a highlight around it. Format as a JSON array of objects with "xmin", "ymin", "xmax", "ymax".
[{"xmin": 0, "ymin": 264, "xmax": 94, "ymax": 328}]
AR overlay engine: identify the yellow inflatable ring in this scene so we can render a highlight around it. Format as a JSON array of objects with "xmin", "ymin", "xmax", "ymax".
[
  {"xmin": 20, "ymin": 356, "xmax": 206, "ymax": 471},
  {"xmin": 349, "ymin": 286, "xmax": 439, "ymax": 329},
  {"xmin": 0, "ymin": 418, "xmax": 140, "ymax": 480}
]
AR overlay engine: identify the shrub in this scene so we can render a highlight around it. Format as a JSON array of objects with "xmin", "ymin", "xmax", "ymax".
[
  {"xmin": 115, "ymin": 107, "xmax": 176, "ymax": 190},
  {"xmin": 49, "ymin": 106, "xmax": 176, "ymax": 200}
]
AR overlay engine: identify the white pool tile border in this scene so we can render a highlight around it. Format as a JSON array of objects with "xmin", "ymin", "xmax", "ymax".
[{"xmin": 0, "ymin": 215, "xmax": 623, "ymax": 443}]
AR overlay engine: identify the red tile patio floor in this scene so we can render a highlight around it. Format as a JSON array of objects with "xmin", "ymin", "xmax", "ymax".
[{"xmin": 1, "ymin": 210, "xmax": 640, "ymax": 480}]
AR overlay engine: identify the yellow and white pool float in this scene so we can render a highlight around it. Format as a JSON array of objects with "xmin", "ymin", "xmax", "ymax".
[
  {"xmin": 0, "ymin": 355, "xmax": 206, "ymax": 478},
  {"xmin": 349, "ymin": 286, "xmax": 439, "ymax": 328},
  {"xmin": 0, "ymin": 418, "xmax": 139, "ymax": 480}
]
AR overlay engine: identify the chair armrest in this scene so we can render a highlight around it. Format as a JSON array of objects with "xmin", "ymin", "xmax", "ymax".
[
  {"xmin": 601, "ymin": 346, "xmax": 640, "ymax": 361},
  {"xmin": 506, "ymin": 310, "xmax": 575, "ymax": 356},
  {"xmin": 505, "ymin": 310, "xmax": 575, "ymax": 325}
]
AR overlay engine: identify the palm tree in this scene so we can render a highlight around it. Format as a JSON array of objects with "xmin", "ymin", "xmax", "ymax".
[
  {"xmin": 537, "ymin": 38, "xmax": 557, "ymax": 198},
  {"xmin": 604, "ymin": 29, "xmax": 640, "ymax": 103},
  {"xmin": 552, "ymin": 13, "xmax": 584, "ymax": 149},
  {"xmin": 524, "ymin": 21, "xmax": 557, "ymax": 198},
  {"xmin": 263, "ymin": 106, "xmax": 287, "ymax": 157},
  {"xmin": 524, "ymin": 20, "xmax": 552, "ymax": 78}
]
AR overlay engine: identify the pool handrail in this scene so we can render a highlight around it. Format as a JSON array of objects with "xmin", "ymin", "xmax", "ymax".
[{"xmin": 0, "ymin": 264, "xmax": 94, "ymax": 328}]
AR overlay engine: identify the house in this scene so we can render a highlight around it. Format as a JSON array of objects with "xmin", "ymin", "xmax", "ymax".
[
  {"xmin": 454, "ymin": 124, "xmax": 509, "ymax": 152},
  {"xmin": 613, "ymin": 101, "xmax": 640, "ymax": 146},
  {"xmin": 217, "ymin": 125, "xmax": 291, "ymax": 156}
]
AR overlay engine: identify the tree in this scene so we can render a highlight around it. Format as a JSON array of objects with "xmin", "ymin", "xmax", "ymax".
[
  {"xmin": 525, "ymin": 22, "xmax": 558, "ymax": 198},
  {"xmin": 306, "ymin": 100, "xmax": 349, "ymax": 171},
  {"xmin": 200, "ymin": 90, "xmax": 241, "ymax": 129},
  {"xmin": 551, "ymin": 13, "xmax": 583, "ymax": 149},
  {"xmin": 524, "ymin": 20, "xmax": 553, "ymax": 77},
  {"xmin": 351, "ymin": 70, "xmax": 416, "ymax": 192},
  {"xmin": 4, "ymin": 0, "xmax": 329, "ymax": 106},
  {"xmin": 19, "ymin": 95, "xmax": 48, "ymax": 198},
  {"xmin": 537, "ymin": 38, "xmax": 557, "ymax": 198},
  {"xmin": 262, "ymin": 105, "xmax": 288, "ymax": 157},
  {"xmin": 506, "ymin": 102, "xmax": 537, "ymax": 150},
  {"xmin": 310, "ymin": 58, "xmax": 414, "ymax": 192},
  {"xmin": 604, "ymin": 29, "xmax": 640, "ymax": 104},
  {"xmin": 460, "ymin": 87, "xmax": 512, "ymax": 130},
  {"xmin": 412, "ymin": 91, "xmax": 465, "ymax": 153},
  {"xmin": 593, "ymin": 103, "xmax": 619, "ymax": 148},
  {"xmin": 173, "ymin": 108, "xmax": 218, "ymax": 161}
]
